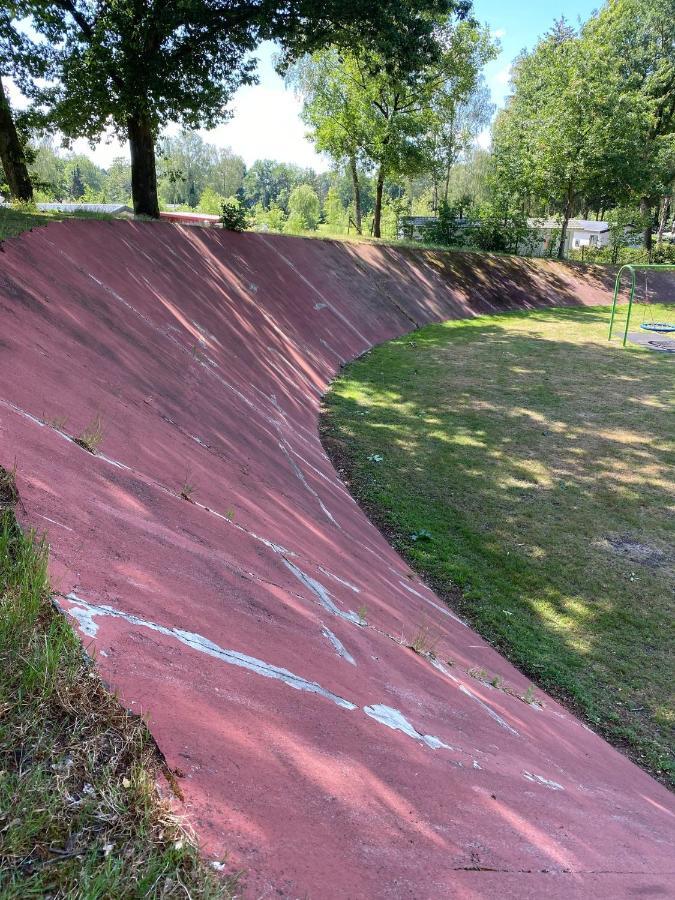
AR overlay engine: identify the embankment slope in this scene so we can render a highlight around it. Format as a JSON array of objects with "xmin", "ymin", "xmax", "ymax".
[{"xmin": 1, "ymin": 221, "xmax": 672, "ymax": 899}]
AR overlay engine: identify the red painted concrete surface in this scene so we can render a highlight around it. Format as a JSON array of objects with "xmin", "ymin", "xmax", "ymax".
[{"xmin": 1, "ymin": 221, "xmax": 673, "ymax": 899}]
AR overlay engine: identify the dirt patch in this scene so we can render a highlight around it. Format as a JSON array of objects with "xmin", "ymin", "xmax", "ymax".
[{"xmin": 598, "ymin": 535, "xmax": 670, "ymax": 568}]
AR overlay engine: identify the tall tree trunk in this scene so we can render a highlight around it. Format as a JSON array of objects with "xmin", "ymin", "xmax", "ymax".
[
  {"xmin": 373, "ymin": 166, "xmax": 385, "ymax": 239},
  {"xmin": 0, "ymin": 76, "xmax": 33, "ymax": 202},
  {"xmin": 443, "ymin": 150, "xmax": 452, "ymax": 205},
  {"xmin": 127, "ymin": 112, "xmax": 159, "ymax": 218},
  {"xmin": 557, "ymin": 183, "xmax": 576, "ymax": 259},
  {"xmin": 640, "ymin": 198, "xmax": 653, "ymax": 252},
  {"xmin": 348, "ymin": 155, "xmax": 362, "ymax": 235},
  {"xmin": 656, "ymin": 195, "xmax": 670, "ymax": 244}
]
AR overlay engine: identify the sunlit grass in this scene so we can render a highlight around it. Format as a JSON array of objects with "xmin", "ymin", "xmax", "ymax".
[{"xmin": 323, "ymin": 304, "xmax": 675, "ymax": 784}]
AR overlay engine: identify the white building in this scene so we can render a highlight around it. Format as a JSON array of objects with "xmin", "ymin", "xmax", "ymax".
[{"xmin": 530, "ymin": 218, "xmax": 611, "ymax": 254}]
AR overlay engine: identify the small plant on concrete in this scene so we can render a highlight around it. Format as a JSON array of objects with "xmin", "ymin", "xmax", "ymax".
[
  {"xmin": 225, "ymin": 506, "xmax": 235, "ymax": 520},
  {"xmin": 468, "ymin": 666, "xmax": 488, "ymax": 682},
  {"xmin": 75, "ymin": 414, "xmax": 104, "ymax": 454},
  {"xmin": 357, "ymin": 605, "xmax": 368, "ymax": 625},
  {"xmin": 47, "ymin": 414, "xmax": 68, "ymax": 431},
  {"xmin": 522, "ymin": 685, "xmax": 537, "ymax": 705},
  {"xmin": 180, "ymin": 475, "xmax": 196, "ymax": 502},
  {"xmin": 410, "ymin": 625, "xmax": 438, "ymax": 658}
]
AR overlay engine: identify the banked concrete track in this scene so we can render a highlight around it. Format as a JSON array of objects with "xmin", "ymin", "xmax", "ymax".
[{"xmin": 1, "ymin": 221, "xmax": 673, "ymax": 899}]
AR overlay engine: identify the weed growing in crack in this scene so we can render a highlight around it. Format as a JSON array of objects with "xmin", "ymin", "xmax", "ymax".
[
  {"xmin": 357, "ymin": 605, "xmax": 368, "ymax": 626},
  {"xmin": 180, "ymin": 472, "xmax": 196, "ymax": 502},
  {"xmin": 522, "ymin": 685, "xmax": 537, "ymax": 705},
  {"xmin": 47, "ymin": 414, "xmax": 68, "ymax": 431},
  {"xmin": 74, "ymin": 414, "xmax": 103, "ymax": 454},
  {"xmin": 410, "ymin": 625, "xmax": 438, "ymax": 658}
]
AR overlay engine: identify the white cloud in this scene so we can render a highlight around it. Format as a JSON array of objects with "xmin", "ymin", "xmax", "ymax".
[
  {"xmin": 493, "ymin": 28, "xmax": 507, "ymax": 39},
  {"xmin": 200, "ymin": 83, "xmax": 327, "ymax": 171}
]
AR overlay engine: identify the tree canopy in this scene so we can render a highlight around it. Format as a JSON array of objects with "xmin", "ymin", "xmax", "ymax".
[{"xmin": 14, "ymin": 0, "xmax": 471, "ymax": 216}]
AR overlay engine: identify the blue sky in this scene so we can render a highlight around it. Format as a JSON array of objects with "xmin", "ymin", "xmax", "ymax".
[{"xmin": 18, "ymin": 0, "xmax": 602, "ymax": 169}]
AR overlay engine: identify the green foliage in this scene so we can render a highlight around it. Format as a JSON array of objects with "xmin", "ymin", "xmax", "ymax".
[
  {"xmin": 288, "ymin": 17, "xmax": 498, "ymax": 236},
  {"xmin": 220, "ymin": 196, "xmax": 249, "ymax": 231},
  {"xmin": 464, "ymin": 203, "xmax": 536, "ymax": 255},
  {"xmin": 285, "ymin": 183, "xmax": 321, "ymax": 232},
  {"xmin": 323, "ymin": 185, "xmax": 348, "ymax": 233},
  {"xmin": 197, "ymin": 186, "xmax": 226, "ymax": 215},
  {"xmin": 420, "ymin": 202, "xmax": 463, "ymax": 246},
  {"xmin": 0, "ymin": 493, "xmax": 234, "ymax": 897}
]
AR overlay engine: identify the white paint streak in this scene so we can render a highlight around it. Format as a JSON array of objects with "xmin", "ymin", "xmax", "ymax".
[
  {"xmin": 459, "ymin": 685, "xmax": 520, "ymax": 736},
  {"xmin": 62, "ymin": 594, "xmax": 357, "ymax": 710},
  {"xmin": 278, "ymin": 440, "xmax": 339, "ymax": 527},
  {"xmin": 363, "ymin": 704, "xmax": 454, "ymax": 751},
  {"xmin": 36, "ymin": 514, "xmax": 73, "ymax": 532},
  {"xmin": 283, "ymin": 560, "xmax": 360, "ymax": 624},
  {"xmin": 523, "ymin": 772, "xmax": 564, "ymax": 790},
  {"xmin": 321, "ymin": 626, "xmax": 356, "ymax": 665},
  {"xmin": 259, "ymin": 235, "xmax": 370, "ymax": 347},
  {"xmin": 318, "ymin": 567, "xmax": 361, "ymax": 593},
  {"xmin": 399, "ymin": 580, "xmax": 468, "ymax": 627}
]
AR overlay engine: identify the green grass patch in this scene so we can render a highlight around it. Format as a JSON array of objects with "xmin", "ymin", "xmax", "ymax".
[
  {"xmin": 0, "ymin": 205, "xmax": 119, "ymax": 242},
  {"xmin": 0, "ymin": 467, "xmax": 235, "ymax": 896},
  {"xmin": 322, "ymin": 304, "xmax": 675, "ymax": 785}
]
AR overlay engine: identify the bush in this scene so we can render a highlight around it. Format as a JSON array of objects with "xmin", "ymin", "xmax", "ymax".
[
  {"xmin": 421, "ymin": 203, "xmax": 463, "ymax": 247},
  {"xmin": 463, "ymin": 204, "xmax": 537, "ymax": 255},
  {"xmin": 652, "ymin": 242, "xmax": 675, "ymax": 264},
  {"xmin": 220, "ymin": 197, "xmax": 249, "ymax": 232}
]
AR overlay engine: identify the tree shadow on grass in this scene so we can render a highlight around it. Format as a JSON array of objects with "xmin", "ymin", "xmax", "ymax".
[{"xmin": 323, "ymin": 319, "xmax": 675, "ymax": 781}]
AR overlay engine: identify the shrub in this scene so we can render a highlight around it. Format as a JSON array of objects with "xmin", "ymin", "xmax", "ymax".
[
  {"xmin": 220, "ymin": 197, "xmax": 249, "ymax": 232},
  {"xmin": 421, "ymin": 202, "xmax": 463, "ymax": 247}
]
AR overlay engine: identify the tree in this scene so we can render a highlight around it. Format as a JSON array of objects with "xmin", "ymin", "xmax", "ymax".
[
  {"xmin": 288, "ymin": 49, "xmax": 370, "ymax": 232},
  {"xmin": 23, "ymin": 0, "xmax": 458, "ymax": 218},
  {"xmin": 285, "ymin": 183, "xmax": 320, "ymax": 231},
  {"xmin": 197, "ymin": 185, "xmax": 225, "ymax": 214},
  {"xmin": 323, "ymin": 184, "xmax": 348, "ymax": 232},
  {"xmin": 69, "ymin": 164, "xmax": 84, "ymax": 198},
  {"xmin": 581, "ymin": 0, "xmax": 675, "ymax": 250},
  {"xmin": 290, "ymin": 14, "xmax": 495, "ymax": 237},
  {"xmin": 0, "ymin": 7, "xmax": 41, "ymax": 201},
  {"xmin": 207, "ymin": 147, "xmax": 245, "ymax": 198},
  {"xmin": 428, "ymin": 74, "xmax": 494, "ymax": 208},
  {"xmin": 493, "ymin": 18, "xmax": 645, "ymax": 257}
]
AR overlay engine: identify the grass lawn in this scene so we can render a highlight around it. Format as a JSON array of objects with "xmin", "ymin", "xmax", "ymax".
[
  {"xmin": 322, "ymin": 304, "xmax": 675, "ymax": 785},
  {"xmin": 0, "ymin": 205, "xmax": 122, "ymax": 243},
  {"xmin": 0, "ymin": 468, "xmax": 234, "ymax": 897}
]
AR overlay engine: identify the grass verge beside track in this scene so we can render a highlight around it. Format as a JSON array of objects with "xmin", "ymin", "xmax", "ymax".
[
  {"xmin": 0, "ymin": 466, "xmax": 234, "ymax": 897},
  {"xmin": 322, "ymin": 304, "xmax": 674, "ymax": 785}
]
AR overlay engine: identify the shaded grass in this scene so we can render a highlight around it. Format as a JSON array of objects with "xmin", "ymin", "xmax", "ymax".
[
  {"xmin": 0, "ymin": 205, "xmax": 122, "ymax": 243},
  {"xmin": 322, "ymin": 304, "xmax": 675, "ymax": 785},
  {"xmin": 0, "ymin": 468, "xmax": 236, "ymax": 897}
]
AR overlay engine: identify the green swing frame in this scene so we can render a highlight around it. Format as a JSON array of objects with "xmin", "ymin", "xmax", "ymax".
[{"xmin": 607, "ymin": 263, "xmax": 675, "ymax": 346}]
